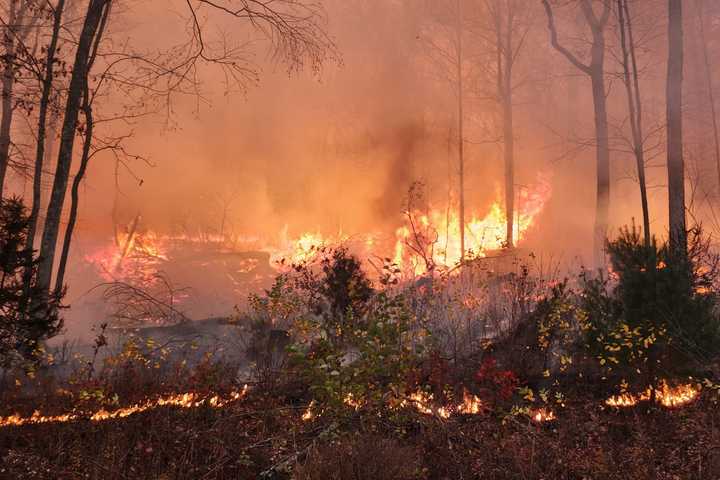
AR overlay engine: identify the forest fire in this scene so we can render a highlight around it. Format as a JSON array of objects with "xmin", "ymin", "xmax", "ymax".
[
  {"xmin": 393, "ymin": 174, "xmax": 551, "ymax": 274},
  {"xmin": 1, "ymin": 0, "xmax": 717, "ymax": 475},
  {"xmin": 0, "ymin": 386, "xmax": 248, "ymax": 428},
  {"xmin": 86, "ymin": 175, "xmax": 552, "ymax": 290},
  {"xmin": 605, "ymin": 382, "xmax": 700, "ymax": 408}
]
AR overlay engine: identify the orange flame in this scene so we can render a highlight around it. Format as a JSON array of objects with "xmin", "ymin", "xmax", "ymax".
[
  {"xmin": 393, "ymin": 174, "xmax": 552, "ymax": 274},
  {"xmin": 0, "ymin": 386, "xmax": 248, "ymax": 428},
  {"xmin": 530, "ymin": 407, "xmax": 556, "ymax": 423},
  {"xmin": 605, "ymin": 382, "xmax": 699, "ymax": 408}
]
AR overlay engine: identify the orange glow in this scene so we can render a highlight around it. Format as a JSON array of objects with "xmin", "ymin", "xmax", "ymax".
[
  {"xmin": 530, "ymin": 407, "xmax": 556, "ymax": 423},
  {"xmin": 457, "ymin": 390, "xmax": 484, "ymax": 415},
  {"xmin": 0, "ymin": 386, "xmax": 248, "ymax": 428},
  {"xmin": 605, "ymin": 382, "xmax": 700, "ymax": 409},
  {"xmin": 393, "ymin": 174, "xmax": 552, "ymax": 275},
  {"xmin": 301, "ymin": 400, "xmax": 317, "ymax": 421}
]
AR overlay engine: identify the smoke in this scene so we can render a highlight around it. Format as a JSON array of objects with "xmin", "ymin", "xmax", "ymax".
[{"xmin": 40, "ymin": 0, "xmax": 720, "ymax": 337}]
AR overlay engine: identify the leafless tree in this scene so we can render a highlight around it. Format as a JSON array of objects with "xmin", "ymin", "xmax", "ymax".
[
  {"xmin": 542, "ymin": 0, "xmax": 611, "ymax": 269},
  {"xmin": 478, "ymin": 0, "xmax": 529, "ymax": 248},
  {"xmin": 30, "ymin": 0, "xmax": 337, "ymax": 318},
  {"xmin": 0, "ymin": 0, "xmax": 37, "ymax": 197},
  {"xmin": 24, "ymin": 0, "xmax": 65, "ymax": 291},
  {"xmin": 694, "ymin": 0, "xmax": 720, "ymax": 197},
  {"xmin": 617, "ymin": 0, "xmax": 650, "ymax": 246},
  {"xmin": 418, "ymin": 0, "xmax": 467, "ymax": 261},
  {"xmin": 667, "ymin": 0, "xmax": 686, "ymax": 256}
]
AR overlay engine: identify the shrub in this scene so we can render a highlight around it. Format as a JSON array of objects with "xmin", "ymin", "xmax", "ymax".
[
  {"xmin": 292, "ymin": 246, "xmax": 374, "ymax": 344},
  {"xmin": 289, "ymin": 287, "xmax": 428, "ymax": 414},
  {"xmin": 581, "ymin": 226, "xmax": 720, "ymax": 389},
  {"xmin": 0, "ymin": 198, "xmax": 63, "ymax": 367}
]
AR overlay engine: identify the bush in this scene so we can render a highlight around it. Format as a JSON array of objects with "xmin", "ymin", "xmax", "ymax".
[
  {"xmin": 289, "ymin": 286, "xmax": 428, "ymax": 414},
  {"xmin": 0, "ymin": 198, "xmax": 62, "ymax": 367},
  {"xmin": 581, "ymin": 226, "xmax": 720, "ymax": 389}
]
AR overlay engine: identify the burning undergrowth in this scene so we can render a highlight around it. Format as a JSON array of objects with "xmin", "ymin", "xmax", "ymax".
[
  {"xmin": 77, "ymin": 174, "xmax": 552, "ymax": 329},
  {"xmin": 3, "ymin": 228, "xmax": 720, "ymax": 479}
]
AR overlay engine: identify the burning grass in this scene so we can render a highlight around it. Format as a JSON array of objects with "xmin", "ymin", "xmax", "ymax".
[
  {"xmin": 1, "ymin": 377, "xmax": 718, "ymax": 480},
  {"xmin": 0, "ymin": 386, "xmax": 248, "ymax": 428},
  {"xmin": 605, "ymin": 381, "xmax": 701, "ymax": 409}
]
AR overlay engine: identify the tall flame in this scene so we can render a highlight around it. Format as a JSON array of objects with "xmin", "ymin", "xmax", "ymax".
[{"xmin": 393, "ymin": 174, "xmax": 552, "ymax": 274}]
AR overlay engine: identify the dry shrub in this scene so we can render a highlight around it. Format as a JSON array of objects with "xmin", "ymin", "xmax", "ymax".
[{"xmin": 294, "ymin": 434, "xmax": 425, "ymax": 480}]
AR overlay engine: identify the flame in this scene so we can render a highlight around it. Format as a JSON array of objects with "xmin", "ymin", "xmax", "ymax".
[
  {"xmin": 301, "ymin": 400, "xmax": 317, "ymax": 421},
  {"xmin": 399, "ymin": 390, "xmax": 484, "ymax": 418},
  {"xmin": 605, "ymin": 382, "xmax": 700, "ymax": 408},
  {"xmin": 343, "ymin": 393, "xmax": 363, "ymax": 411},
  {"xmin": 270, "ymin": 229, "xmax": 330, "ymax": 266},
  {"xmin": 393, "ymin": 174, "xmax": 552, "ymax": 274},
  {"xmin": 457, "ymin": 390, "xmax": 484, "ymax": 415},
  {"xmin": 85, "ymin": 230, "xmax": 170, "ymax": 285},
  {"xmin": 0, "ymin": 386, "xmax": 248, "ymax": 428},
  {"xmin": 530, "ymin": 407, "xmax": 556, "ymax": 423}
]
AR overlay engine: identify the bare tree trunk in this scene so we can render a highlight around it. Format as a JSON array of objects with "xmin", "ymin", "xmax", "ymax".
[
  {"xmin": 499, "ymin": 5, "xmax": 516, "ymax": 248},
  {"xmin": 35, "ymin": 0, "xmax": 111, "ymax": 304},
  {"xmin": 618, "ymin": 0, "xmax": 651, "ymax": 246},
  {"xmin": 55, "ymin": 2, "xmax": 110, "ymax": 293},
  {"xmin": 591, "ymin": 70, "xmax": 610, "ymax": 267},
  {"xmin": 456, "ymin": 0, "xmax": 465, "ymax": 262},
  {"xmin": 55, "ymin": 92, "xmax": 92, "ymax": 294},
  {"xmin": 0, "ymin": 0, "xmax": 29, "ymax": 198},
  {"xmin": 26, "ymin": 0, "xmax": 65, "ymax": 254},
  {"xmin": 542, "ymin": 0, "xmax": 611, "ymax": 269},
  {"xmin": 667, "ymin": 0, "xmax": 686, "ymax": 256},
  {"xmin": 694, "ymin": 0, "xmax": 720, "ymax": 197},
  {"xmin": 503, "ymin": 91, "xmax": 514, "ymax": 248}
]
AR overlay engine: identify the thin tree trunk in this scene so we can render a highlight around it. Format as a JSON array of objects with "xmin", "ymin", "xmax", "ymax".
[
  {"xmin": 591, "ymin": 70, "xmax": 610, "ymax": 267},
  {"xmin": 618, "ymin": 0, "xmax": 651, "ymax": 246},
  {"xmin": 55, "ymin": 1, "xmax": 110, "ymax": 293},
  {"xmin": 27, "ymin": 0, "xmax": 65, "ymax": 255},
  {"xmin": 504, "ymin": 92, "xmax": 514, "ymax": 247},
  {"xmin": 543, "ymin": 0, "xmax": 611, "ymax": 269},
  {"xmin": 55, "ymin": 92, "xmax": 92, "ymax": 294},
  {"xmin": 501, "ymin": 5, "xmax": 515, "ymax": 248},
  {"xmin": 456, "ymin": 0, "xmax": 465, "ymax": 262},
  {"xmin": 35, "ymin": 0, "xmax": 110, "ymax": 304},
  {"xmin": 667, "ymin": 0, "xmax": 686, "ymax": 256},
  {"xmin": 694, "ymin": 0, "xmax": 720, "ymax": 197},
  {"xmin": 0, "ymin": 0, "xmax": 29, "ymax": 198}
]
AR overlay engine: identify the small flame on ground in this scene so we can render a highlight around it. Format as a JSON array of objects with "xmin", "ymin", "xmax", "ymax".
[
  {"xmin": 392, "ymin": 390, "xmax": 485, "ymax": 419},
  {"xmin": 457, "ymin": 390, "xmax": 484, "ymax": 415},
  {"xmin": 301, "ymin": 400, "xmax": 317, "ymax": 421},
  {"xmin": 0, "ymin": 385, "xmax": 248, "ymax": 428},
  {"xmin": 605, "ymin": 382, "xmax": 700, "ymax": 409},
  {"xmin": 530, "ymin": 407, "xmax": 556, "ymax": 423}
]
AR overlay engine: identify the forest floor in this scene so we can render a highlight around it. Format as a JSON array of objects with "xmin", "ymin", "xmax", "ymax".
[{"xmin": 1, "ymin": 376, "xmax": 719, "ymax": 480}]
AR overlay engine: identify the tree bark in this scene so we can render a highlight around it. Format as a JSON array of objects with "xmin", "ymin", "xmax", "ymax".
[
  {"xmin": 55, "ymin": 1, "xmax": 110, "ymax": 294},
  {"xmin": 456, "ymin": 0, "xmax": 465, "ymax": 262},
  {"xmin": 26, "ymin": 0, "xmax": 66, "ymax": 255},
  {"xmin": 667, "ymin": 0, "xmax": 686, "ymax": 256},
  {"xmin": 0, "ymin": 0, "xmax": 29, "ymax": 198},
  {"xmin": 591, "ymin": 69, "xmax": 610, "ymax": 266},
  {"xmin": 542, "ymin": 0, "xmax": 611, "ymax": 269},
  {"xmin": 35, "ymin": 0, "xmax": 111, "ymax": 303},
  {"xmin": 694, "ymin": 0, "xmax": 720, "ymax": 197},
  {"xmin": 618, "ymin": 0, "xmax": 651, "ymax": 247}
]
